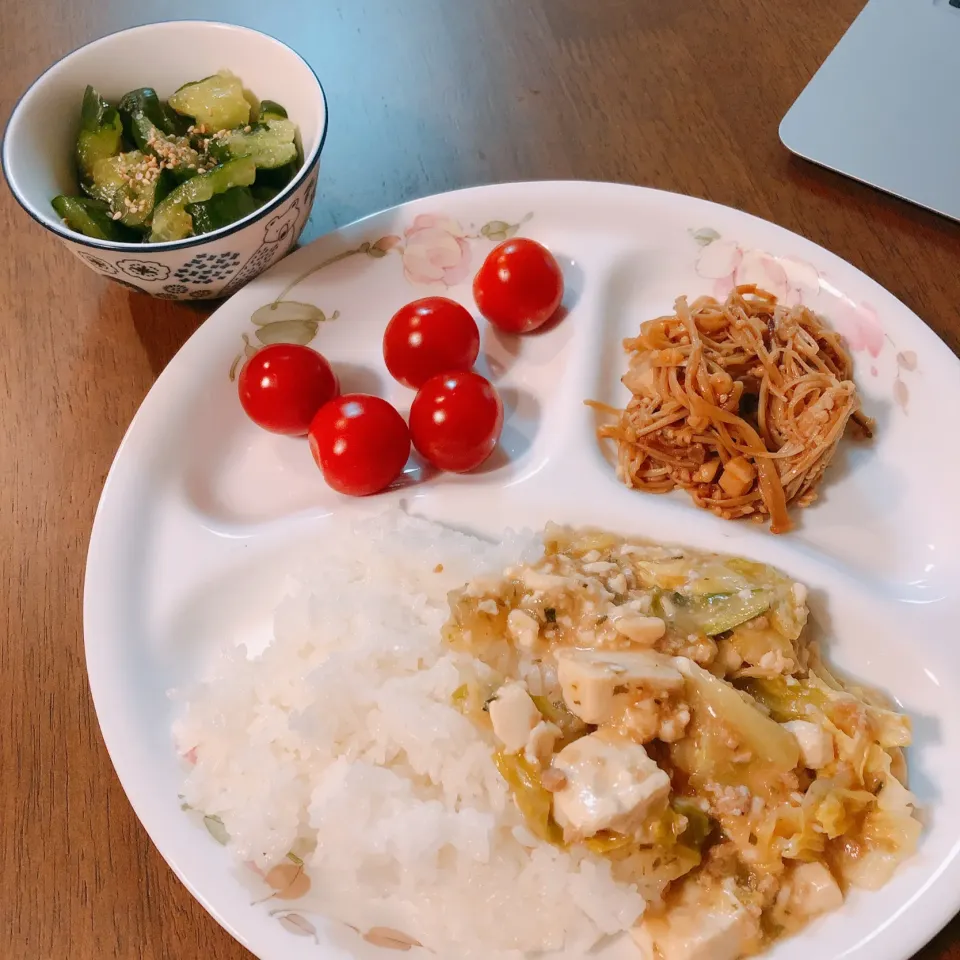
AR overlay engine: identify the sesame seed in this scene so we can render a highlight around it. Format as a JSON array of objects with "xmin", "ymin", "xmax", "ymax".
[
  {"xmin": 243, "ymin": 125, "xmax": 251, "ymax": 133},
  {"xmin": 111, "ymin": 211, "xmax": 122, "ymax": 220}
]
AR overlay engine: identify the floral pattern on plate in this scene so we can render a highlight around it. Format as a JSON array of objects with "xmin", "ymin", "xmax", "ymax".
[
  {"xmin": 227, "ymin": 302, "xmax": 342, "ymax": 380},
  {"xmin": 182, "ymin": 796, "xmax": 419, "ymax": 951},
  {"xmin": 227, "ymin": 212, "xmax": 533, "ymax": 378},
  {"xmin": 692, "ymin": 228, "xmax": 919, "ymax": 411}
]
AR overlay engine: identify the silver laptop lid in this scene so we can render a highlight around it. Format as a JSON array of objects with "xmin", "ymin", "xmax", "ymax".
[{"xmin": 780, "ymin": 0, "xmax": 960, "ymax": 223}]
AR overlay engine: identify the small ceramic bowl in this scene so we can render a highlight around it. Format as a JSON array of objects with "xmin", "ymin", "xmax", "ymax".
[{"xmin": 2, "ymin": 21, "xmax": 327, "ymax": 300}]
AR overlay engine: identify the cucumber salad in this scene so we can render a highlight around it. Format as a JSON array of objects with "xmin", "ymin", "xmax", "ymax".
[{"xmin": 53, "ymin": 72, "xmax": 303, "ymax": 243}]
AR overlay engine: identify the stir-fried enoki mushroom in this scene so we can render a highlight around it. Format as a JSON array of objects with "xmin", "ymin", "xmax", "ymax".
[{"xmin": 591, "ymin": 285, "xmax": 873, "ymax": 533}]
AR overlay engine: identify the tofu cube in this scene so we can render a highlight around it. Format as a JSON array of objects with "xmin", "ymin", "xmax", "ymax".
[
  {"xmin": 612, "ymin": 612, "xmax": 666, "ymax": 645},
  {"xmin": 718, "ymin": 456, "xmax": 756, "ymax": 498},
  {"xmin": 783, "ymin": 719, "xmax": 834, "ymax": 769},
  {"xmin": 556, "ymin": 648, "xmax": 684, "ymax": 725},
  {"xmin": 506, "ymin": 608, "xmax": 540, "ymax": 649},
  {"xmin": 791, "ymin": 862, "xmax": 843, "ymax": 917},
  {"xmin": 488, "ymin": 682, "xmax": 540, "ymax": 753},
  {"xmin": 551, "ymin": 730, "xmax": 671, "ymax": 840},
  {"xmin": 632, "ymin": 888, "xmax": 756, "ymax": 960}
]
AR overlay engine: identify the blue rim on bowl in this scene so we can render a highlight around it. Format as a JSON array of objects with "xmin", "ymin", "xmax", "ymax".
[{"xmin": 0, "ymin": 20, "xmax": 329, "ymax": 253}]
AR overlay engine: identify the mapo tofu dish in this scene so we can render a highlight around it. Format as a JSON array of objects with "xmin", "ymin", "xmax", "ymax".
[{"xmin": 444, "ymin": 525, "xmax": 920, "ymax": 960}]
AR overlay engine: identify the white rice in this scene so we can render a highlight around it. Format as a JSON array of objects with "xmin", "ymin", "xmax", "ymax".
[{"xmin": 173, "ymin": 510, "xmax": 644, "ymax": 957}]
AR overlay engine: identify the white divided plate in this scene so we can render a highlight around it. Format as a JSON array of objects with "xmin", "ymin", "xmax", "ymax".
[{"xmin": 84, "ymin": 181, "xmax": 960, "ymax": 960}]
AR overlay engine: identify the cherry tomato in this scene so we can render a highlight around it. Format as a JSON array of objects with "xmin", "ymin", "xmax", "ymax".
[
  {"xmin": 383, "ymin": 296, "xmax": 480, "ymax": 389},
  {"xmin": 473, "ymin": 238, "xmax": 564, "ymax": 334},
  {"xmin": 308, "ymin": 394, "xmax": 410, "ymax": 496},
  {"xmin": 409, "ymin": 371, "xmax": 504, "ymax": 473},
  {"xmin": 238, "ymin": 343, "xmax": 339, "ymax": 436}
]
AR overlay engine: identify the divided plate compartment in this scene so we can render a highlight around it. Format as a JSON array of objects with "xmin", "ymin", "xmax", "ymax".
[{"xmin": 85, "ymin": 181, "xmax": 960, "ymax": 960}]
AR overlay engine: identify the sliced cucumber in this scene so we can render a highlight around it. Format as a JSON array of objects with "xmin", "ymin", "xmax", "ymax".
[
  {"xmin": 242, "ymin": 87, "xmax": 260, "ymax": 119},
  {"xmin": 121, "ymin": 89, "xmax": 198, "ymax": 177},
  {"xmin": 123, "ymin": 111, "xmax": 201, "ymax": 181},
  {"xmin": 159, "ymin": 100, "xmax": 191, "ymax": 136},
  {"xmin": 52, "ymin": 195, "xmax": 140, "ymax": 242},
  {"xmin": 208, "ymin": 119, "xmax": 297, "ymax": 169},
  {"xmin": 258, "ymin": 99, "xmax": 288, "ymax": 122},
  {"xmin": 80, "ymin": 84, "xmax": 114, "ymax": 129},
  {"xmin": 119, "ymin": 87, "xmax": 186, "ymax": 138},
  {"xmin": 250, "ymin": 184, "xmax": 282, "ymax": 204},
  {"xmin": 149, "ymin": 157, "xmax": 257, "ymax": 242},
  {"xmin": 86, "ymin": 151, "xmax": 170, "ymax": 229},
  {"xmin": 76, "ymin": 85, "xmax": 123, "ymax": 184},
  {"xmin": 186, "ymin": 185, "xmax": 260, "ymax": 233},
  {"xmin": 168, "ymin": 72, "xmax": 251, "ymax": 132},
  {"xmin": 253, "ymin": 160, "xmax": 297, "ymax": 193},
  {"xmin": 122, "ymin": 108, "xmax": 158, "ymax": 152}
]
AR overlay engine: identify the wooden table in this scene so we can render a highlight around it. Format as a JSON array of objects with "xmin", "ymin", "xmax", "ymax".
[{"xmin": 3, "ymin": 1, "xmax": 958, "ymax": 957}]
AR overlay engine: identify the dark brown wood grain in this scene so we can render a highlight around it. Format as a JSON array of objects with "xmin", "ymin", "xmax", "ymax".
[{"xmin": 1, "ymin": 1, "xmax": 957, "ymax": 958}]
